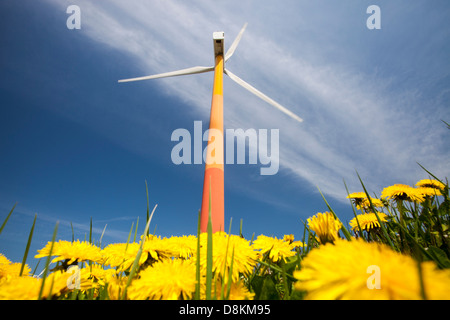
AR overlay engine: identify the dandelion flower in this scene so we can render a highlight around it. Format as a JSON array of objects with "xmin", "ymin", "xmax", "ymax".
[
  {"xmin": 102, "ymin": 236, "xmax": 174, "ymax": 271},
  {"xmin": 79, "ymin": 264, "xmax": 116, "ymax": 289},
  {"xmin": 102, "ymin": 242, "xmax": 144, "ymax": 271},
  {"xmin": 252, "ymin": 235, "xmax": 301, "ymax": 262},
  {"xmin": 416, "ymin": 179, "xmax": 445, "ymax": 191},
  {"xmin": 349, "ymin": 212, "xmax": 388, "ymax": 231},
  {"xmin": 0, "ymin": 270, "xmax": 74, "ymax": 300},
  {"xmin": 0, "ymin": 254, "xmax": 30, "ymax": 280},
  {"xmin": 141, "ymin": 235, "xmax": 176, "ymax": 263},
  {"xmin": 307, "ymin": 212, "xmax": 342, "ymax": 244},
  {"xmin": 293, "ymin": 239, "xmax": 450, "ymax": 300},
  {"xmin": 199, "ymin": 232, "xmax": 258, "ymax": 281},
  {"xmin": 417, "ymin": 187, "xmax": 442, "ymax": 197},
  {"xmin": 163, "ymin": 235, "xmax": 197, "ymax": 259},
  {"xmin": 381, "ymin": 184, "xmax": 425, "ymax": 203},
  {"xmin": 347, "ymin": 193, "xmax": 384, "ymax": 212},
  {"xmin": 35, "ymin": 240, "xmax": 103, "ymax": 265},
  {"xmin": 211, "ymin": 280, "xmax": 255, "ymax": 300},
  {"xmin": 107, "ymin": 275, "xmax": 128, "ymax": 300},
  {"xmin": 356, "ymin": 197, "xmax": 384, "ymax": 212},
  {"xmin": 127, "ymin": 258, "xmax": 197, "ymax": 300},
  {"xmin": 346, "ymin": 192, "xmax": 367, "ymax": 206}
]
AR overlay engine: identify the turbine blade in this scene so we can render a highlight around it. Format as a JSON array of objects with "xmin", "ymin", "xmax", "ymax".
[
  {"xmin": 224, "ymin": 68, "xmax": 303, "ymax": 123},
  {"xmin": 225, "ymin": 23, "xmax": 248, "ymax": 62},
  {"xmin": 118, "ymin": 66, "xmax": 214, "ymax": 83}
]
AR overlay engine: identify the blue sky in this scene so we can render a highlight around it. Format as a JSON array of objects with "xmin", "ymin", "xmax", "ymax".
[{"xmin": 1, "ymin": 1, "xmax": 449, "ymax": 269}]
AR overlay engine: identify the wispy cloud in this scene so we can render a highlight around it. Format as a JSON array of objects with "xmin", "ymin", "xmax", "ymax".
[
  {"xmin": 1, "ymin": 203, "xmax": 133, "ymax": 242},
  {"xmin": 44, "ymin": 0, "xmax": 450, "ymax": 204}
]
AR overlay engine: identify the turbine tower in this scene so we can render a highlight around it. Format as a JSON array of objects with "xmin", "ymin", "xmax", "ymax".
[{"xmin": 118, "ymin": 23, "xmax": 303, "ymax": 233}]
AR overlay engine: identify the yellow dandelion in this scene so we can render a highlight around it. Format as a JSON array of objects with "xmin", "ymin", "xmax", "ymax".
[
  {"xmin": 79, "ymin": 264, "xmax": 116, "ymax": 289},
  {"xmin": 252, "ymin": 235, "xmax": 300, "ymax": 263},
  {"xmin": 349, "ymin": 212, "xmax": 388, "ymax": 231},
  {"xmin": 356, "ymin": 197, "xmax": 385, "ymax": 212},
  {"xmin": 107, "ymin": 275, "xmax": 128, "ymax": 300},
  {"xmin": 199, "ymin": 232, "xmax": 258, "ymax": 281},
  {"xmin": 0, "ymin": 276, "xmax": 42, "ymax": 300},
  {"xmin": 346, "ymin": 192, "xmax": 367, "ymax": 206},
  {"xmin": 101, "ymin": 242, "xmax": 144, "ymax": 271},
  {"xmin": 102, "ymin": 235, "xmax": 173, "ymax": 272},
  {"xmin": 283, "ymin": 234, "xmax": 295, "ymax": 243},
  {"xmin": 347, "ymin": 193, "xmax": 384, "ymax": 212},
  {"xmin": 293, "ymin": 239, "xmax": 450, "ymax": 300},
  {"xmin": 417, "ymin": 187, "xmax": 442, "ymax": 197},
  {"xmin": 163, "ymin": 235, "xmax": 197, "ymax": 259},
  {"xmin": 127, "ymin": 258, "xmax": 197, "ymax": 300},
  {"xmin": 0, "ymin": 269, "xmax": 73, "ymax": 300},
  {"xmin": 416, "ymin": 179, "xmax": 445, "ymax": 190},
  {"xmin": 307, "ymin": 212, "xmax": 342, "ymax": 244},
  {"xmin": 141, "ymin": 235, "xmax": 175, "ymax": 263},
  {"xmin": 0, "ymin": 254, "xmax": 9, "ymax": 265},
  {"xmin": 0, "ymin": 254, "xmax": 30, "ymax": 280},
  {"xmin": 381, "ymin": 184, "xmax": 425, "ymax": 203},
  {"xmin": 35, "ymin": 240, "xmax": 103, "ymax": 265},
  {"xmin": 211, "ymin": 280, "xmax": 255, "ymax": 300},
  {"xmin": 283, "ymin": 234, "xmax": 304, "ymax": 248}
]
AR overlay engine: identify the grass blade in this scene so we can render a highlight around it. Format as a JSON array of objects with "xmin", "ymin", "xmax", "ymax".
[
  {"xmin": 126, "ymin": 222, "xmax": 134, "ymax": 250},
  {"xmin": 89, "ymin": 217, "xmax": 93, "ymax": 244},
  {"xmin": 38, "ymin": 222, "xmax": 59, "ymax": 300},
  {"xmin": 225, "ymin": 248, "xmax": 235, "ymax": 300},
  {"xmin": 195, "ymin": 210, "xmax": 201, "ymax": 300},
  {"xmin": 145, "ymin": 180, "xmax": 150, "ymax": 236},
  {"xmin": 343, "ymin": 179, "xmax": 366, "ymax": 241},
  {"xmin": 99, "ymin": 224, "xmax": 107, "ymax": 248},
  {"xmin": 239, "ymin": 219, "xmax": 243, "ymax": 238},
  {"xmin": 120, "ymin": 204, "xmax": 157, "ymax": 300},
  {"xmin": 133, "ymin": 216, "xmax": 139, "ymax": 242},
  {"xmin": 0, "ymin": 203, "xmax": 17, "ymax": 236},
  {"xmin": 70, "ymin": 222, "xmax": 74, "ymax": 243},
  {"xmin": 20, "ymin": 213, "xmax": 37, "ymax": 276},
  {"xmin": 417, "ymin": 163, "xmax": 445, "ymax": 184},
  {"xmin": 220, "ymin": 218, "xmax": 233, "ymax": 300},
  {"xmin": 205, "ymin": 184, "xmax": 213, "ymax": 300},
  {"xmin": 356, "ymin": 171, "xmax": 397, "ymax": 251}
]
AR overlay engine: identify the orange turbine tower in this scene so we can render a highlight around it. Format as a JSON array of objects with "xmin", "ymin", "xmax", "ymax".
[{"xmin": 118, "ymin": 24, "xmax": 303, "ymax": 233}]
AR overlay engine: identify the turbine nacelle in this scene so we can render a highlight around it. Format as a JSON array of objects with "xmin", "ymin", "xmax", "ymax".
[
  {"xmin": 118, "ymin": 23, "xmax": 303, "ymax": 123},
  {"xmin": 213, "ymin": 31, "xmax": 224, "ymax": 57}
]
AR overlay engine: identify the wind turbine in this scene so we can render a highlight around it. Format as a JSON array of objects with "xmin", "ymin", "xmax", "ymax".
[{"xmin": 118, "ymin": 23, "xmax": 303, "ymax": 233}]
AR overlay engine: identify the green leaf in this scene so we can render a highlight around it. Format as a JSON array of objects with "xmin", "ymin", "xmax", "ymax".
[
  {"xmin": 427, "ymin": 246, "xmax": 450, "ymax": 268},
  {"xmin": 283, "ymin": 255, "xmax": 300, "ymax": 275},
  {"xmin": 251, "ymin": 275, "xmax": 279, "ymax": 300}
]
